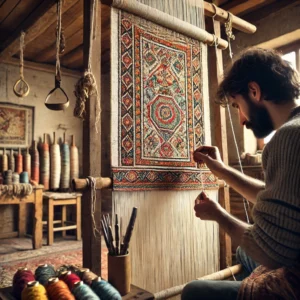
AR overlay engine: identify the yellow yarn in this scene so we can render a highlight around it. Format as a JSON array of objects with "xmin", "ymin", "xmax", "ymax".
[{"xmin": 21, "ymin": 282, "xmax": 48, "ymax": 300}]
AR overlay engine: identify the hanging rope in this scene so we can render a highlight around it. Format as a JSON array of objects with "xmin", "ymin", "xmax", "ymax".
[
  {"xmin": 74, "ymin": 0, "xmax": 101, "ymax": 133},
  {"xmin": 45, "ymin": 0, "xmax": 69, "ymax": 111},
  {"xmin": 211, "ymin": 12, "xmax": 250, "ymax": 223},
  {"xmin": 13, "ymin": 31, "xmax": 30, "ymax": 98},
  {"xmin": 87, "ymin": 176, "xmax": 101, "ymax": 238},
  {"xmin": 224, "ymin": 12, "xmax": 235, "ymax": 60}
]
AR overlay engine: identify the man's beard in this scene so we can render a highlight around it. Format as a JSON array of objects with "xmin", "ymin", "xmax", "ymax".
[{"xmin": 244, "ymin": 96, "xmax": 274, "ymax": 139}]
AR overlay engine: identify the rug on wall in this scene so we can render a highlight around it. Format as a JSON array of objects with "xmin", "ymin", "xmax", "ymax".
[{"xmin": 0, "ymin": 248, "xmax": 108, "ymax": 288}]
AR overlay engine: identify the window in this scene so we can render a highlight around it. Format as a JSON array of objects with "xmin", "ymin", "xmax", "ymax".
[{"xmin": 262, "ymin": 42, "xmax": 300, "ymax": 145}]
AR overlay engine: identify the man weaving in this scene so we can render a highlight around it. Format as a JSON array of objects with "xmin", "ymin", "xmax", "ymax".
[{"xmin": 182, "ymin": 48, "xmax": 300, "ymax": 299}]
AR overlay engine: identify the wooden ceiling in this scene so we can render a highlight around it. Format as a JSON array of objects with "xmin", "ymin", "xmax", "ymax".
[{"xmin": 0, "ymin": 0, "xmax": 297, "ymax": 73}]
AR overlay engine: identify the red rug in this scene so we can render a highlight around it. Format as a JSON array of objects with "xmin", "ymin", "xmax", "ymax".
[{"xmin": 0, "ymin": 248, "xmax": 108, "ymax": 288}]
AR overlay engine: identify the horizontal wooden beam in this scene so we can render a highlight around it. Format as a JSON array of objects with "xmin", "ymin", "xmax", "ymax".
[
  {"xmin": 203, "ymin": 1, "xmax": 256, "ymax": 33},
  {"xmin": 2, "ymin": 57, "xmax": 81, "ymax": 78},
  {"xmin": 72, "ymin": 177, "xmax": 112, "ymax": 191},
  {"xmin": 0, "ymin": 0, "xmax": 77, "ymax": 60}
]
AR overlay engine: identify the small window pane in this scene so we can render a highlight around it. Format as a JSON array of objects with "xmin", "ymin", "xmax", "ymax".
[{"xmin": 282, "ymin": 51, "xmax": 296, "ymax": 69}]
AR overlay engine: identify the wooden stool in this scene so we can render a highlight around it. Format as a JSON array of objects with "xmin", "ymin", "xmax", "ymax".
[{"xmin": 43, "ymin": 192, "xmax": 82, "ymax": 245}]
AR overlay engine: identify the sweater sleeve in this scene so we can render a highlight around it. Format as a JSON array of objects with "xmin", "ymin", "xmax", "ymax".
[{"xmin": 242, "ymin": 120, "xmax": 300, "ymax": 266}]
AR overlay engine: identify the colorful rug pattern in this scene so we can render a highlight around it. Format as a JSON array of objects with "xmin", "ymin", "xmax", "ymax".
[{"xmin": 112, "ymin": 11, "xmax": 217, "ymax": 191}]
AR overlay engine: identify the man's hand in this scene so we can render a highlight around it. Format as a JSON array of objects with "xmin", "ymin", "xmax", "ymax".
[
  {"xmin": 193, "ymin": 146, "xmax": 226, "ymax": 178},
  {"xmin": 194, "ymin": 191, "xmax": 223, "ymax": 221}
]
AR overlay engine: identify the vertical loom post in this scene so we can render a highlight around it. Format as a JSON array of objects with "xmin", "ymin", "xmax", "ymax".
[
  {"xmin": 208, "ymin": 20, "xmax": 232, "ymax": 269},
  {"xmin": 50, "ymin": 132, "xmax": 61, "ymax": 191},
  {"xmin": 60, "ymin": 132, "xmax": 70, "ymax": 191},
  {"xmin": 82, "ymin": 0, "xmax": 102, "ymax": 274},
  {"xmin": 31, "ymin": 141, "xmax": 40, "ymax": 183},
  {"xmin": 23, "ymin": 148, "xmax": 31, "ymax": 179},
  {"xmin": 40, "ymin": 133, "xmax": 50, "ymax": 190}
]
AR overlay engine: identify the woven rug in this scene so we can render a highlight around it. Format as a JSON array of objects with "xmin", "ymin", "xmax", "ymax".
[
  {"xmin": 111, "ymin": 10, "xmax": 218, "ymax": 191},
  {"xmin": 0, "ymin": 240, "xmax": 108, "ymax": 288}
]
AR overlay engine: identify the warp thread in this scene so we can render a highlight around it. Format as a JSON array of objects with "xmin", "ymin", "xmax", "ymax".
[
  {"xmin": 35, "ymin": 264, "xmax": 56, "ymax": 286},
  {"xmin": 72, "ymin": 281, "xmax": 100, "ymax": 300},
  {"xmin": 59, "ymin": 271, "xmax": 81, "ymax": 290},
  {"xmin": 21, "ymin": 281, "xmax": 48, "ymax": 300},
  {"xmin": 46, "ymin": 278, "xmax": 75, "ymax": 300},
  {"xmin": 12, "ymin": 268, "xmax": 35, "ymax": 299},
  {"xmin": 91, "ymin": 277, "xmax": 122, "ymax": 300}
]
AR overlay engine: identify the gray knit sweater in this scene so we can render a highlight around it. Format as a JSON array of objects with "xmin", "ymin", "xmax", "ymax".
[{"xmin": 247, "ymin": 106, "xmax": 300, "ymax": 266}]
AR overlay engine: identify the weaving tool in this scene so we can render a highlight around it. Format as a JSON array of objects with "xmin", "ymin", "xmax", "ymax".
[
  {"xmin": 45, "ymin": 0, "xmax": 69, "ymax": 111},
  {"xmin": 13, "ymin": 31, "xmax": 30, "ymax": 98}
]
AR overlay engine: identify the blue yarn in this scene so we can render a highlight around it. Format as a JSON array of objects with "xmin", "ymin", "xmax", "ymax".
[
  {"xmin": 91, "ymin": 279, "xmax": 121, "ymax": 300},
  {"xmin": 72, "ymin": 282, "xmax": 100, "ymax": 300},
  {"xmin": 20, "ymin": 172, "xmax": 29, "ymax": 183},
  {"xmin": 35, "ymin": 264, "xmax": 56, "ymax": 285}
]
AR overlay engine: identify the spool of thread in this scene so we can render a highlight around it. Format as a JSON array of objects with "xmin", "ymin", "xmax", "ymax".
[
  {"xmin": 9, "ymin": 149, "xmax": 15, "ymax": 172},
  {"xmin": 40, "ymin": 134, "xmax": 50, "ymax": 190},
  {"xmin": 35, "ymin": 264, "xmax": 56, "ymax": 286},
  {"xmin": 72, "ymin": 281, "xmax": 100, "ymax": 300},
  {"xmin": 91, "ymin": 277, "xmax": 122, "ymax": 300},
  {"xmin": 23, "ymin": 148, "xmax": 31, "ymax": 179},
  {"xmin": 12, "ymin": 172, "xmax": 20, "ymax": 184},
  {"xmin": 21, "ymin": 281, "xmax": 48, "ymax": 300},
  {"xmin": 80, "ymin": 269, "xmax": 98, "ymax": 286},
  {"xmin": 31, "ymin": 141, "xmax": 39, "ymax": 183},
  {"xmin": 59, "ymin": 271, "xmax": 80, "ymax": 291},
  {"xmin": 60, "ymin": 133, "xmax": 70, "ymax": 191},
  {"xmin": 4, "ymin": 170, "xmax": 12, "ymax": 185},
  {"xmin": 16, "ymin": 148, "xmax": 23, "ymax": 174},
  {"xmin": 70, "ymin": 135, "xmax": 79, "ymax": 184},
  {"xmin": 46, "ymin": 277, "xmax": 75, "ymax": 300},
  {"xmin": 20, "ymin": 172, "xmax": 29, "ymax": 184},
  {"xmin": 50, "ymin": 132, "xmax": 61, "ymax": 190},
  {"xmin": 2, "ymin": 148, "xmax": 8, "ymax": 173},
  {"xmin": 12, "ymin": 268, "xmax": 35, "ymax": 299}
]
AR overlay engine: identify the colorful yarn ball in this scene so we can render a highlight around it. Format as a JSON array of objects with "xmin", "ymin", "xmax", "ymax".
[
  {"xmin": 59, "ymin": 271, "xmax": 81, "ymax": 290},
  {"xmin": 21, "ymin": 281, "xmax": 48, "ymax": 300},
  {"xmin": 12, "ymin": 268, "xmax": 35, "ymax": 300},
  {"xmin": 80, "ymin": 269, "xmax": 97, "ymax": 286},
  {"xmin": 35, "ymin": 264, "xmax": 56, "ymax": 285},
  {"xmin": 72, "ymin": 281, "xmax": 99, "ymax": 300},
  {"xmin": 46, "ymin": 277, "xmax": 75, "ymax": 300},
  {"xmin": 91, "ymin": 277, "xmax": 122, "ymax": 300}
]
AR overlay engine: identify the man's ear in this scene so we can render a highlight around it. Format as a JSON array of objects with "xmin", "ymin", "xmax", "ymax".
[{"xmin": 248, "ymin": 82, "xmax": 262, "ymax": 103}]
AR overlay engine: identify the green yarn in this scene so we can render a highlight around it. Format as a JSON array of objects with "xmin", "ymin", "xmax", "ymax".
[
  {"xmin": 72, "ymin": 282, "xmax": 99, "ymax": 300},
  {"xmin": 35, "ymin": 264, "xmax": 56, "ymax": 285}
]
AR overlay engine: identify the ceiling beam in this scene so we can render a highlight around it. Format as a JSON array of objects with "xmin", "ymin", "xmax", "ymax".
[
  {"xmin": 0, "ymin": 0, "xmax": 77, "ymax": 61},
  {"xmin": 223, "ymin": 0, "xmax": 274, "ymax": 16}
]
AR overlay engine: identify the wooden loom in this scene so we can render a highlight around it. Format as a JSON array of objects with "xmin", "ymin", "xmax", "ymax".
[{"xmin": 76, "ymin": 0, "xmax": 256, "ymax": 297}]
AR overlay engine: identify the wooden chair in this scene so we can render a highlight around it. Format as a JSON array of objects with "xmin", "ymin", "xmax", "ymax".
[{"xmin": 43, "ymin": 192, "xmax": 82, "ymax": 245}]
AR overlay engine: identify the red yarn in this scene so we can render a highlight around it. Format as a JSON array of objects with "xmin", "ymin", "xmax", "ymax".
[
  {"xmin": 60, "ymin": 273, "xmax": 80, "ymax": 290},
  {"xmin": 12, "ymin": 269, "xmax": 35, "ymax": 299}
]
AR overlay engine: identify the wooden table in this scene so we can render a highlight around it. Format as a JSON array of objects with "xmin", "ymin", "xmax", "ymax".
[
  {"xmin": 0, "ymin": 285, "xmax": 154, "ymax": 300},
  {"xmin": 0, "ymin": 186, "xmax": 43, "ymax": 249}
]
